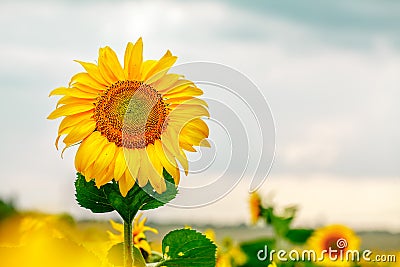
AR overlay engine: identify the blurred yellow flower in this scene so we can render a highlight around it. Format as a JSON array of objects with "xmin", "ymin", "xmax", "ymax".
[
  {"xmin": 359, "ymin": 250, "xmax": 399, "ymax": 267},
  {"xmin": 48, "ymin": 37, "xmax": 210, "ymax": 196},
  {"xmin": 205, "ymin": 229, "xmax": 247, "ymax": 267},
  {"xmin": 249, "ymin": 192, "xmax": 262, "ymax": 224},
  {"xmin": 0, "ymin": 213, "xmax": 112, "ymax": 267},
  {"xmin": 268, "ymin": 262, "xmax": 277, "ymax": 267},
  {"xmin": 107, "ymin": 213, "xmax": 158, "ymax": 256},
  {"xmin": 307, "ymin": 224, "xmax": 361, "ymax": 266}
]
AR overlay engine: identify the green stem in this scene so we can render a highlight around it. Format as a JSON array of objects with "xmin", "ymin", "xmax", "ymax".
[{"xmin": 124, "ymin": 220, "xmax": 134, "ymax": 267}]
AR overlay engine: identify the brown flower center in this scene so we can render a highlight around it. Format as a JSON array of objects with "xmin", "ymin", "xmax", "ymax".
[
  {"xmin": 323, "ymin": 236, "xmax": 346, "ymax": 256},
  {"xmin": 94, "ymin": 80, "xmax": 169, "ymax": 148}
]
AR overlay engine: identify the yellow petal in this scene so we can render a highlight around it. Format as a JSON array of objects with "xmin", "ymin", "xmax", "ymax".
[
  {"xmin": 137, "ymin": 149, "xmax": 151, "ymax": 187},
  {"xmin": 144, "ymin": 50, "xmax": 177, "ymax": 83},
  {"xmin": 56, "ymin": 111, "xmax": 93, "ymax": 148},
  {"xmin": 113, "ymin": 147, "xmax": 127, "ymax": 181},
  {"xmin": 125, "ymin": 148, "xmax": 140, "ymax": 181},
  {"xmin": 110, "ymin": 219, "xmax": 124, "ymax": 233},
  {"xmin": 75, "ymin": 133, "xmax": 98, "ymax": 172},
  {"xmin": 161, "ymin": 129, "xmax": 181, "ymax": 158},
  {"xmin": 98, "ymin": 46, "xmax": 125, "ymax": 84},
  {"xmin": 96, "ymin": 163, "xmax": 114, "ymax": 187},
  {"xmin": 74, "ymin": 60, "xmax": 108, "ymax": 85},
  {"xmin": 136, "ymin": 240, "xmax": 152, "ymax": 255},
  {"xmin": 165, "ymin": 97, "xmax": 208, "ymax": 108},
  {"xmin": 176, "ymin": 149, "xmax": 189, "ymax": 176},
  {"xmin": 119, "ymin": 170, "xmax": 135, "ymax": 197},
  {"xmin": 146, "ymin": 143, "xmax": 163, "ymax": 177},
  {"xmin": 124, "ymin": 38, "xmax": 143, "ymax": 80},
  {"xmin": 145, "ymin": 154, "xmax": 166, "ymax": 194},
  {"xmin": 140, "ymin": 60, "xmax": 157, "ymax": 81},
  {"xmin": 49, "ymin": 86, "xmax": 98, "ymax": 98},
  {"xmin": 200, "ymin": 139, "xmax": 211, "ymax": 147},
  {"xmin": 83, "ymin": 163, "xmax": 97, "ymax": 181},
  {"xmin": 154, "ymin": 139, "xmax": 180, "ymax": 184},
  {"xmin": 47, "ymin": 103, "xmax": 94, "ymax": 119},
  {"xmin": 58, "ymin": 111, "xmax": 93, "ymax": 133},
  {"xmin": 185, "ymin": 118, "xmax": 209, "ymax": 137},
  {"xmin": 56, "ymin": 96, "xmax": 93, "ymax": 108},
  {"xmin": 179, "ymin": 140, "xmax": 196, "ymax": 152},
  {"xmin": 170, "ymin": 104, "xmax": 210, "ymax": 119},
  {"xmin": 180, "ymin": 135, "xmax": 202, "ymax": 148},
  {"xmin": 63, "ymin": 119, "xmax": 96, "ymax": 147},
  {"xmin": 162, "ymin": 129, "xmax": 189, "ymax": 175},
  {"xmin": 92, "ymin": 142, "xmax": 117, "ymax": 177},
  {"xmin": 75, "ymin": 132, "xmax": 106, "ymax": 172},
  {"xmin": 152, "ymin": 73, "xmax": 181, "ymax": 93},
  {"xmin": 162, "ymin": 79, "xmax": 195, "ymax": 94},
  {"xmin": 69, "ymin": 72, "xmax": 105, "ymax": 90},
  {"xmin": 73, "ymin": 82, "xmax": 105, "ymax": 94},
  {"xmin": 180, "ymin": 124, "xmax": 209, "ymax": 146},
  {"xmin": 164, "ymin": 86, "xmax": 203, "ymax": 98}
]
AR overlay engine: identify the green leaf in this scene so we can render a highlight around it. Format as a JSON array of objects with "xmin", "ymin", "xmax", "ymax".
[
  {"xmin": 75, "ymin": 173, "xmax": 114, "ymax": 213},
  {"xmin": 239, "ymin": 238, "xmax": 275, "ymax": 267},
  {"xmin": 0, "ymin": 198, "xmax": 17, "ymax": 221},
  {"xmin": 157, "ymin": 229, "xmax": 216, "ymax": 267},
  {"xmin": 285, "ymin": 228, "xmax": 314, "ymax": 244},
  {"xmin": 263, "ymin": 205, "xmax": 297, "ymax": 238},
  {"xmin": 75, "ymin": 170, "xmax": 178, "ymax": 223}
]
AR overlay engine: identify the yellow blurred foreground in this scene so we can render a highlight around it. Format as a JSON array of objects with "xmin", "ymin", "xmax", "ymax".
[{"xmin": 0, "ymin": 212, "xmax": 114, "ymax": 267}]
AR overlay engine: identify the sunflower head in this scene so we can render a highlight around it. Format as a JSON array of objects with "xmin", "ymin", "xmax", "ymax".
[
  {"xmin": 249, "ymin": 192, "xmax": 262, "ymax": 224},
  {"xmin": 307, "ymin": 224, "xmax": 360, "ymax": 266},
  {"xmin": 48, "ymin": 38, "xmax": 210, "ymax": 196}
]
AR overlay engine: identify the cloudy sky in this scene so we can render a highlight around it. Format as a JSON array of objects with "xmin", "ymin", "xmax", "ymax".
[{"xmin": 0, "ymin": 0, "xmax": 399, "ymax": 230}]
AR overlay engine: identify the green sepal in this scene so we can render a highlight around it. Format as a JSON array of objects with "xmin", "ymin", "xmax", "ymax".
[
  {"xmin": 75, "ymin": 169, "xmax": 178, "ymax": 223},
  {"xmin": 156, "ymin": 229, "xmax": 217, "ymax": 267}
]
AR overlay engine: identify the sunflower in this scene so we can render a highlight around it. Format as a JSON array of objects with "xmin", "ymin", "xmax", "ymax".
[
  {"xmin": 0, "ymin": 213, "xmax": 113, "ymax": 267},
  {"xmin": 205, "ymin": 229, "xmax": 247, "ymax": 267},
  {"xmin": 107, "ymin": 213, "xmax": 158, "ymax": 256},
  {"xmin": 307, "ymin": 224, "xmax": 361, "ymax": 266},
  {"xmin": 249, "ymin": 192, "xmax": 262, "ymax": 224},
  {"xmin": 48, "ymin": 38, "xmax": 210, "ymax": 196}
]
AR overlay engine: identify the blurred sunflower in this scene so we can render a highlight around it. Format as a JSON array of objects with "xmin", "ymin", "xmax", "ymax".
[
  {"xmin": 307, "ymin": 224, "xmax": 360, "ymax": 266},
  {"xmin": 249, "ymin": 192, "xmax": 262, "ymax": 224},
  {"xmin": 107, "ymin": 213, "xmax": 158, "ymax": 257},
  {"xmin": 205, "ymin": 229, "xmax": 247, "ymax": 267},
  {"xmin": 48, "ymin": 37, "xmax": 210, "ymax": 196},
  {"xmin": 0, "ymin": 213, "xmax": 112, "ymax": 267}
]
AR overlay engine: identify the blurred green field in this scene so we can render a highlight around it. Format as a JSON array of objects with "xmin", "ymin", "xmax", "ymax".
[
  {"xmin": 77, "ymin": 220, "xmax": 400, "ymax": 251},
  {"xmin": 148, "ymin": 224, "xmax": 400, "ymax": 251}
]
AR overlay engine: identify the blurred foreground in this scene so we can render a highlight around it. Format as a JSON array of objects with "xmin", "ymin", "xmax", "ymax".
[{"xmin": 1, "ymin": 197, "xmax": 399, "ymax": 267}]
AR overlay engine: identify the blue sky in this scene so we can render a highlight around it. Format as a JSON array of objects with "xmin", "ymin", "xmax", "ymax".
[{"xmin": 0, "ymin": 0, "xmax": 399, "ymax": 230}]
